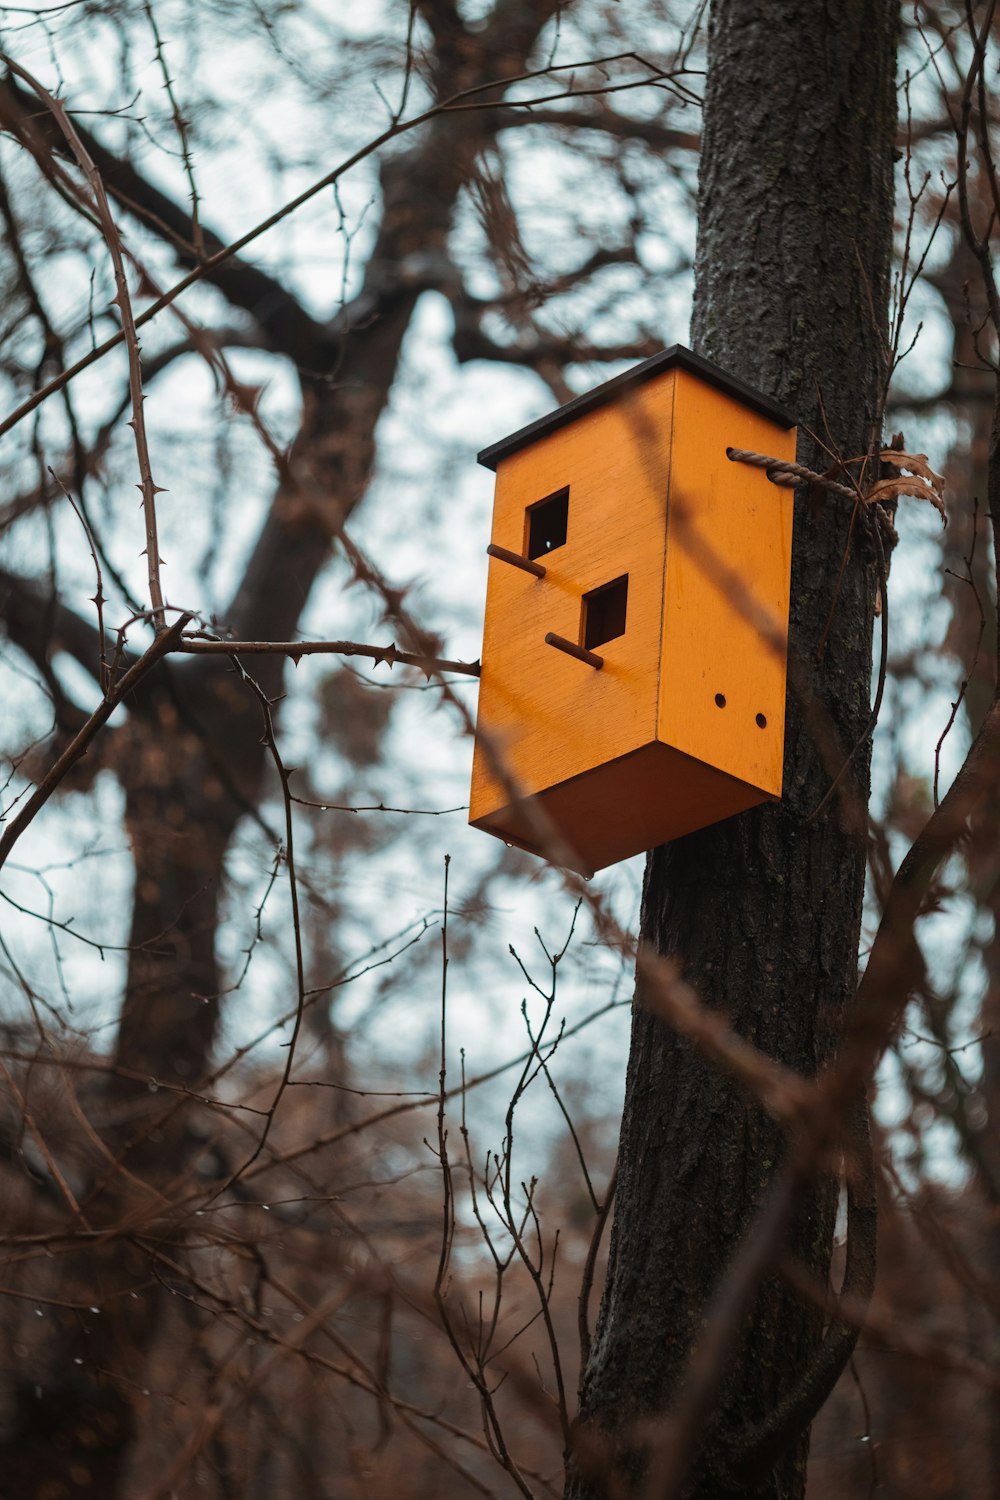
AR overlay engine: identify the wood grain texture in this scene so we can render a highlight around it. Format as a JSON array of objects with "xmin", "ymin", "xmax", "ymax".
[
  {"xmin": 469, "ymin": 364, "xmax": 795, "ymax": 870},
  {"xmin": 661, "ymin": 370, "xmax": 795, "ymax": 795}
]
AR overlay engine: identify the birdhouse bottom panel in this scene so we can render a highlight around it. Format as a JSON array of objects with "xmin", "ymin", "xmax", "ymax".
[{"xmin": 469, "ymin": 741, "xmax": 774, "ymax": 876}]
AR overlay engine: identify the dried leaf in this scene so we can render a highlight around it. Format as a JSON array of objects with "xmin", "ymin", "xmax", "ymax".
[
  {"xmin": 879, "ymin": 449, "xmax": 945, "ymax": 491},
  {"xmin": 867, "ymin": 473, "xmax": 947, "ymax": 524},
  {"xmin": 872, "ymin": 449, "xmax": 946, "ymax": 524}
]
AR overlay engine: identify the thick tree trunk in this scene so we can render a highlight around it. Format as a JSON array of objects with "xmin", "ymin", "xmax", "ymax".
[{"xmin": 569, "ymin": 3, "xmax": 899, "ymax": 1496}]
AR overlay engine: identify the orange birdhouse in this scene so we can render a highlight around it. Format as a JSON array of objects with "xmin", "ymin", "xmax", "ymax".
[{"xmin": 469, "ymin": 345, "xmax": 796, "ymax": 875}]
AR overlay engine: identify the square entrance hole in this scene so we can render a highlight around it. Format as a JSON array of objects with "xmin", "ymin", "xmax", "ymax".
[
  {"xmin": 525, "ymin": 487, "xmax": 569, "ymax": 559},
  {"xmin": 583, "ymin": 574, "xmax": 628, "ymax": 650}
]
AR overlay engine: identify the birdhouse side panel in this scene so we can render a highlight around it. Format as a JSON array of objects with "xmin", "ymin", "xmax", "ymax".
[
  {"xmin": 470, "ymin": 373, "xmax": 675, "ymax": 840},
  {"xmin": 658, "ymin": 373, "xmax": 795, "ymax": 797}
]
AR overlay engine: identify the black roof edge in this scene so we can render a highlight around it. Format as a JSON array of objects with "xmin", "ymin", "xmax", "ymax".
[{"xmin": 476, "ymin": 345, "xmax": 796, "ymax": 471}]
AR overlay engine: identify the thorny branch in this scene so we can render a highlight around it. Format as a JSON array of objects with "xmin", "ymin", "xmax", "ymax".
[
  {"xmin": 0, "ymin": 50, "xmax": 686, "ymax": 438},
  {"xmin": 0, "ymin": 611, "xmax": 190, "ymax": 870},
  {"xmin": 2, "ymin": 7, "xmax": 1000, "ymax": 1497},
  {"xmin": 2, "ymin": 54, "xmax": 169, "ymax": 626}
]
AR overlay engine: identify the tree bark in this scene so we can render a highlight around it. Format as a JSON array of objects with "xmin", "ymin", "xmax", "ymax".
[{"xmin": 569, "ymin": 3, "xmax": 899, "ymax": 1496}]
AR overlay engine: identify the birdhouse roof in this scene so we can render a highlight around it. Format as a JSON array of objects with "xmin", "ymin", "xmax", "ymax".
[{"xmin": 476, "ymin": 344, "xmax": 795, "ymax": 471}]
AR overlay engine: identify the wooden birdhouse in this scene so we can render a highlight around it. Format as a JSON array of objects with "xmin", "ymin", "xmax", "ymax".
[{"xmin": 469, "ymin": 345, "xmax": 796, "ymax": 875}]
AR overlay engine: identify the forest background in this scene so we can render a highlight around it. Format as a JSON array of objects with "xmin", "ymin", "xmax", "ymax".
[{"xmin": 0, "ymin": 1, "xmax": 998, "ymax": 1497}]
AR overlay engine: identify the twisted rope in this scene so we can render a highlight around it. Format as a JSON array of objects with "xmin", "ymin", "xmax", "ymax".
[{"xmin": 726, "ymin": 447, "xmax": 859, "ymax": 501}]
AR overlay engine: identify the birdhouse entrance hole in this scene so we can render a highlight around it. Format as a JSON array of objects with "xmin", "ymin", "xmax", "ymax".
[
  {"xmin": 526, "ymin": 487, "xmax": 569, "ymax": 559},
  {"xmin": 583, "ymin": 574, "xmax": 628, "ymax": 650}
]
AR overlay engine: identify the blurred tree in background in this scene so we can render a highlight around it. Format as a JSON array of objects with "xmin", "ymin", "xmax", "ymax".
[{"xmin": 0, "ymin": 1, "xmax": 998, "ymax": 1497}]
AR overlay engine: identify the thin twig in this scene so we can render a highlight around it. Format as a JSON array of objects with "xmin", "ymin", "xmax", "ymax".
[
  {"xmin": 578, "ymin": 1164, "xmax": 618, "ymax": 1368},
  {"xmin": 177, "ymin": 634, "xmax": 480, "ymax": 676},
  {"xmin": 201, "ymin": 657, "xmax": 308, "ymax": 1198},
  {"xmin": 142, "ymin": 0, "xmax": 203, "ymax": 258},
  {"xmin": 47, "ymin": 467, "xmax": 109, "ymax": 692},
  {"xmin": 2, "ymin": 54, "xmax": 168, "ymax": 625},
  {"xmin": 0, "ymin": 613, "xmax": 191, "ymax": 871},
  {"xmin": 0, "ymin": 51, "xmax": 678, "ymax": 437}
]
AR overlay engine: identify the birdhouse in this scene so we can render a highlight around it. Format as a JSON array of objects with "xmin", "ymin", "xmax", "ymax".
[{"xmin": 469, "ymin": 345, "xmax": 796, "ymax": 875}]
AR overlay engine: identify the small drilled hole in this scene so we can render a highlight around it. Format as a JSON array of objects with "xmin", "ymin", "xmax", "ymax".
[
  {"xmin": 756, "ymin": 712, "xmax": 767, "ymax": 729},
  {"xmin": 714, "ymin": 693, "xmax": 726, "ymax": 708}
]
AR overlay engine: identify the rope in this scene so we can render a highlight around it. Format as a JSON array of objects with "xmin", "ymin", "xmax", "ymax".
[{"xmin": 726, "ymin": 447, "xmax": 859, "ymax": 501}]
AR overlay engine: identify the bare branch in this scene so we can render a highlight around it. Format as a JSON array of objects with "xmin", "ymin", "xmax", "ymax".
[
  {"xmin": 0, "ymin": 566, "xmax": 115, "ymax": 687},
  {"xmin": 0, "ymin": 612, "xmax": 191, "ymax": 871},
  {"xmin": 3, "ymin": 55, "xmax": 168, "ymax": 625},
  {"xmin": 176, "ymin": 633, "xmax": 480, "ymax": 676}
]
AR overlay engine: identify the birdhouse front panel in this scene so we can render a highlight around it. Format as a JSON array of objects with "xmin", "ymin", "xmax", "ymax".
[
  {"xmin": 470, "ymin": 371, "xmax": 675, "ymax": 845},
  {"xmin": 469, "ymin": 346, "xmax": 796, "ymax": 874}
]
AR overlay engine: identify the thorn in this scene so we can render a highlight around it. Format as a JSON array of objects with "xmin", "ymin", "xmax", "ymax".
[{"xmin": 380, "ymin": 587, "xmax": 409, "ymax": 620}]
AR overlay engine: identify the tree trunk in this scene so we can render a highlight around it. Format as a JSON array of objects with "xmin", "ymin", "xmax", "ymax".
[{"xmin": 569, "ymin": 3, "xmax": 899, "ymax": 1496}]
